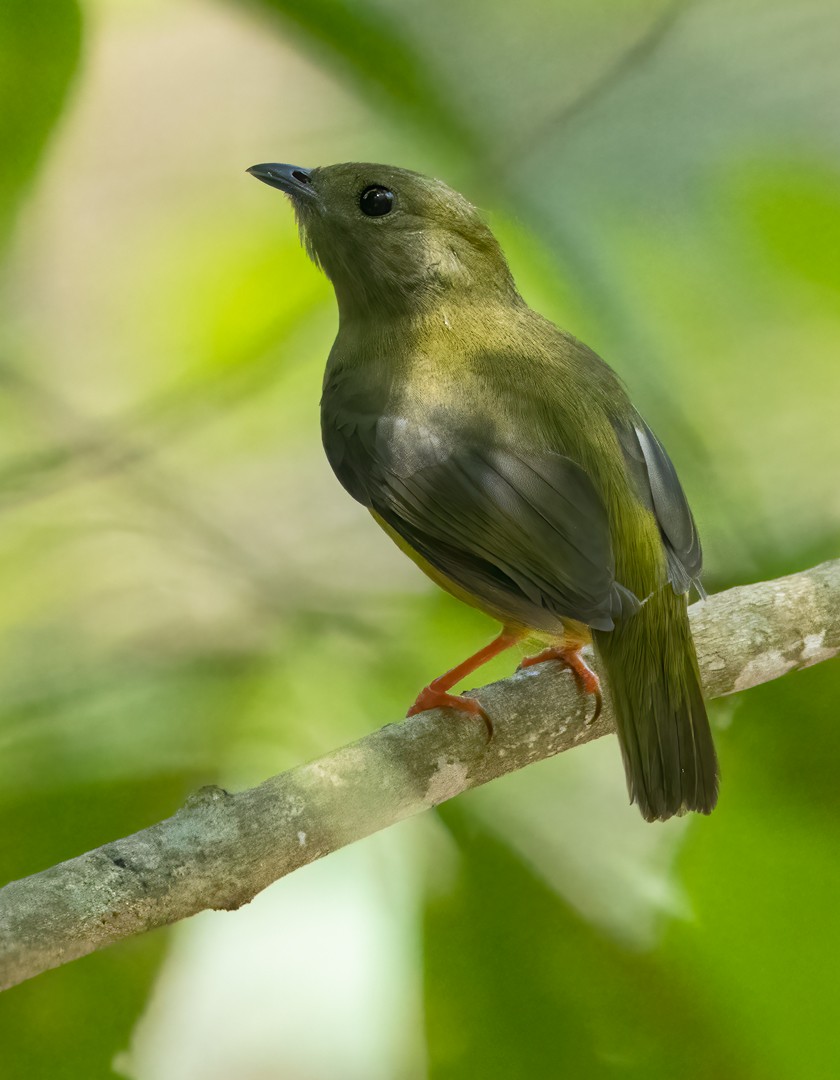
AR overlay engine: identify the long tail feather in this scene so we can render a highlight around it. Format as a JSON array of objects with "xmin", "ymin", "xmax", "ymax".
[{"xmin": 593, "ymin": 587, "xmax": 718, "ymax": 822}]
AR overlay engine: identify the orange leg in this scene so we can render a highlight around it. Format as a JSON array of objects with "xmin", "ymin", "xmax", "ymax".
[
  {"xmin": 518, "ymin": 644, "xmax": 603, "ymax": 723},
  {"xmin": 407, "ymin": 629, "xmax": 522, "ymax": 735}
]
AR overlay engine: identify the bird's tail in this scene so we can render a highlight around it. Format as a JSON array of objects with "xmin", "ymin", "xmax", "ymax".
[{"xmin": 593, "ymin": 587, "xmax": 718, "ymax": 822}]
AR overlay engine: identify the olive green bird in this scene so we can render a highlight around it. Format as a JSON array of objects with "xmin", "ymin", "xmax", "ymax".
[{"xmin": 248, "ymin": 160, "xmax": 719, "ymax": 822}]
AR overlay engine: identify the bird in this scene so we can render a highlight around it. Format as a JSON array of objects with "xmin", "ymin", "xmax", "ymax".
[{"xmin": 248, "ymin": 160, "xmax": 719, "ymax": 822}]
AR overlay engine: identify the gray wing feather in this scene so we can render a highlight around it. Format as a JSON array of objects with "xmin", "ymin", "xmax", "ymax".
[
  {"xmin": 326, "ymin": 410, "xmax": 639, "ymax": 631},
  {"xmin": 615, "ymin": 415, "xmax": 704, "ymax": 596}
]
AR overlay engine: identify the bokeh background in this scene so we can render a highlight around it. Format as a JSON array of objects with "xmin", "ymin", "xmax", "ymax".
[{"xmin": 2, "ymin": 0, "xmax": 840, "ymax": 1076}]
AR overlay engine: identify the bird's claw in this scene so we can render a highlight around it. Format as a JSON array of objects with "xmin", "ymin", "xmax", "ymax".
[
  {"xmin": 518, "ymin": 645, "xmax": 602, "ymax": 724},
  {"xmin": 407, "ymin": 686, "xmax": 494, "ymax": 739}
]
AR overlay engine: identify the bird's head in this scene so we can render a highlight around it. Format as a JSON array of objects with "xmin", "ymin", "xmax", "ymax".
[{"xmin": 247, "ymin": 161, "xmax": 519, "ymax": 319}]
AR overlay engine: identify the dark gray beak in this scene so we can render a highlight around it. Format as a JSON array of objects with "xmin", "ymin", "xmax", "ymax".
[{"xmin": 247, "ymin": 163, "xmax": 315, "ymax": 199}]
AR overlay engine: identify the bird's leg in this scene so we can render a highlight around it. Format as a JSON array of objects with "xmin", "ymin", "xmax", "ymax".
[
  {"xmin": 518, "ymin": 642, "xmax": 603, "ymax": 724},
  {"xmin": 407, "ymin": 629, "xmax": 522, "ymax": 735}
]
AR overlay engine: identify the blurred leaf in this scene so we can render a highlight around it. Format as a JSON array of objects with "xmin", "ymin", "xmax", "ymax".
[
  {"xmin": 0, "ymin": 0, "xmax": 82, "ymax": 246},
  {"xmin": 424, "ymin": 804, "xmax": 764, "ymax": 1080},
  {"xmin": 0, "ymin": 649, "xmax": 275, "ymax": 798},
  {"xmin": 669, "ymin": 659, "xmax": 840, "ymax": 1079},
  {"xmin": 734, "ymin": 160, "xmax": 840, "ymax": 296},
  {"xmin": 244, "ymin": 0, "xmax": 477, "ymax": 152}
]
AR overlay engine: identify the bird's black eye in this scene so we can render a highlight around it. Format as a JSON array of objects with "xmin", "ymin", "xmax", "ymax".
[{"xmin": 359, "ymin": 185, "xmax": 394, "ymax": 217}]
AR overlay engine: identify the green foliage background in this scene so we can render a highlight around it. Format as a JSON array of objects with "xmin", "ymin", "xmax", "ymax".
[{"xmin": 1, "ymin": 0, "xmax": 839, "ymax": 1076}]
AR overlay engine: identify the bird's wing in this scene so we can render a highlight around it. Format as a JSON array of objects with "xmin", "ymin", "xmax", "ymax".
[
  {"xmin": 326, "ymin": 409, "xmax": 639, "ymax": 631},
  {"xmin": 614, "ymin": 414, "xmax": 703, "ymax": 596}
]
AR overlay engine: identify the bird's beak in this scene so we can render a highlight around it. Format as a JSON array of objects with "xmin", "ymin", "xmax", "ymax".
[{"xmin": 246, "ymin": 162, "xmax": 316, "ymax": 200}]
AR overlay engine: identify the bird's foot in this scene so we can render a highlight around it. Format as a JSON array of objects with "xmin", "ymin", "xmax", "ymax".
[
  {"xmin": 404, "ymin": 630, "xmax": 521, "ymax": 739},
  {"xmin": 518, "ymin": 645, "xmax": 603, "ymax": 724},
  {"xmin": 407, "ymin": 686, "xmax": 493, "ymax": 738}
]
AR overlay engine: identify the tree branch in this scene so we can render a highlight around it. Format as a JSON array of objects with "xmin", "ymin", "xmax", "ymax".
[{"xmin": 2, "ymin": 560, "xmax": 839, "ymax": 991}]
